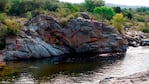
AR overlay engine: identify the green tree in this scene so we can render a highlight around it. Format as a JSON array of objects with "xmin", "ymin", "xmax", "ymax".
[
  {"xmin": 94, "ymin": 6, "xmax": 115, "ymax": 21},
  {"xmin": 43, "ymin": 0, "xmax": 59, "ymax": 11},
  {"xmin": 113, "ymin": 7, "xmax": 121, "ymax": 13},
  {"xmin": 85, "ymin": 0, "xmax": 105, "ymax": 12},
  {"xmin": 8, "ymin": 1, "xmax": 40, "ymax": 16},
  {"xmin": 112, "ymin": 13, "xmax": 125, "ymax": 34},
  {"xmin": 127, "ymin": 12, "xmax": 133, "ymax": 20},
  {"xmin": 136, "ymin": 7, "xmax": 149, "ymax": 12},
  {"xmin": 66, "ymin": 3, "xmax": 79, "ymax": 12}
]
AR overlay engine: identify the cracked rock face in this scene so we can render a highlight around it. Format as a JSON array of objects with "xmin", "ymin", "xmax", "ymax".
[{"xmin": 2, "ymin": 15, "xmax": 128, "ymax": 61}]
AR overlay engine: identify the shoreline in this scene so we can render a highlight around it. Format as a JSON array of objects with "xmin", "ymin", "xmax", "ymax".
[{"xmin": 99, "ymin": 70, "xmax": 149, "ymax": 84}]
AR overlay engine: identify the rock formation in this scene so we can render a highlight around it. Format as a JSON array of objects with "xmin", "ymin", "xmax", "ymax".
[{"xmin": 1, "ymin": 14, "xmax": 128, "ymax": 61}]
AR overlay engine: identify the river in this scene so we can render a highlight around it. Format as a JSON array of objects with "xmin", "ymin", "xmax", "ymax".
[{"xmin": 0, "ymin": 47, "xmax": 149, "ymax": 84}]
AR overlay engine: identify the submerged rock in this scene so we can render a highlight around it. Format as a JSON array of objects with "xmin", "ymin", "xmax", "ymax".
[{"xmin": 2, "ymin": 14, "xmax": 128, "ymax": 61}]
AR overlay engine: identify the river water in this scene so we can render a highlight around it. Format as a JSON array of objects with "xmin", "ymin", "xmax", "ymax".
[{"xmin": 0, "ymin": 47, "xmax": 149, "ymax": 84}]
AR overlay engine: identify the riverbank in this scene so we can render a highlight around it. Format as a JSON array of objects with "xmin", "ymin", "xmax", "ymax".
[
  {"xmin": 99, "ymin": 70, "xmax": 149, "ymax": 84},
  {"xmin": 99, "ymin": 46, "xmax": 149, "ymax": 84}
]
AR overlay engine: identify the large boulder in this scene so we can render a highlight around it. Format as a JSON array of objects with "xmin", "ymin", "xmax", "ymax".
[{"xmin": 2, "ymin": 15, "xmax": 128, "ymax": 61}]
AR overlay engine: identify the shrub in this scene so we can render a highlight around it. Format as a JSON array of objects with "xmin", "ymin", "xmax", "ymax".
[
  {"xmin": 94, "ymin": 6, "xmax": 115, "ymax": 21},
  {"xmin": 24, "ymin": 11, "xmax": 32, "ymax": 18},
  {"xmin": 85, "ymin": 0, "xmax": 105, "ymax": 12},
  {"xmin": 43, "ymin": 0, "xmax": 59, "ymax": 11},
  {"xmin": 60, "ymin": 14, "xmax": 75, "ymax": 26},
  {"xmin": 66, "ymin": 3, "xmax": 79, "ymax": 12},
  {"xmin": 32, "ymin": 9, "xmax": 48, "ymax": 17},
  {"xmin": 141, "ymin": 27, "xmax": 149, "ymax": 33},
  {"xmin": 8, "ymin": 1, "xmax": 40, "ymax": 16},
  {"xmin": 0, "ymin": 24, "xmax": 7, "ymax": 37},
  {"xmin": 134, "ymin": 14, "xmax": 145, "ymax": 22},
  {"xmin": 0, "ymin": 13, "xmax": 7, "ymax": 21},
  {"xmin": 1, "ymin": 19, "xmax": 20, "ymax": 36},
  {"xmin": 112, "ymin": 13, "xmax": 125, "ymax": 34}
]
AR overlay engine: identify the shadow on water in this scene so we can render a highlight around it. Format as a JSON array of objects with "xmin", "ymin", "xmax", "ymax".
[{"xmin": 0, "ymin": 53, "xmax": 125, "ymax": 83}]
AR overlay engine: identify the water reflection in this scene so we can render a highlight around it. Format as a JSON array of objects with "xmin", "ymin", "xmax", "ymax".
[{"xmin": 0, "ymin": 47, "xmax": 149, "ymax": 84}]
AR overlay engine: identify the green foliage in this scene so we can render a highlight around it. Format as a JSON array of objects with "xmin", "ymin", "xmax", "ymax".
[
  {"xmin": 137, "ymin": 7, "xmax": 149, "ymax": 12},
  {"xmin": 141, "ymin": 26, "xmax": 149, "ymax": 33},
  {"xmin": 85, "ymin": 0, "xmax": 105, "ymax": 12},
  {"xmin": 8, "ymin": 1, "xmax": 40, "ymax": 16},
  {"xmin": 134, "ymin": 14, "xmax": 145, "ymax": 22},
  {"xmin": 94, "ymin": 6, "xmax": 115, "ymax": 21},
  {"xmin": 31, "ymin": 9, "xmax": 48, "ymax": 17},
  {"xmin": 121, "ymin": 8, "xmax": 129, "ymax": 16},
  {"xmin": 59, "ymin": 13, "xmax": 78, "ymax": 25},
  {"xmin": 56, "ymin": 6, "xmax": 79, "ymax": 25},
  {"xmin": 113, "ymin": 7, "xmax": 121, "ymax": 13},
  {"xmin": 0, "ymin": 18, "xmax": 20, "ymax": 50},
  {"xmin": 0, "ymin": 13, "xmax": 7, "ymax": 21},
  {"xmin": 0, "ymin": 19, "xmax": 20, "ymax": 36},
  {"xmin": 24, "ymin": 11, "xmax": 32, "ymax": 18},
  {"xmin": 121, "ymin": 8, "xmax": 133, "ymax": 20},
  {"xmin": 66, "ymin": 3, "xmax": 79, "ymax": 12},
  {"xmin": 76, "ymin": 4, "xmax": 87, "ymax": 12},
  {"xmin": 0, "ymin": 24, "xmax": 7, "ymax": 37},
  {"xmin": 56, "ymin": 8, "xmax": 70, "ymax": 17},
  {"xmin": 43, "ymin": 0, "xmax": 59, "ymax": 11},
  {"xmin": 112, "ymin": 13, "xmax": 125, "ymax": 34},
  {"xmin": 127, "ymin": 12, "xmax": 133, "ymax": 20},
  {"xmin": 8, "ymin": 0, "xmax": 61, "ymax": 16},
  {"xmin": 0, "ymin": 0, "xmax": 10, "ymax": 12}
]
